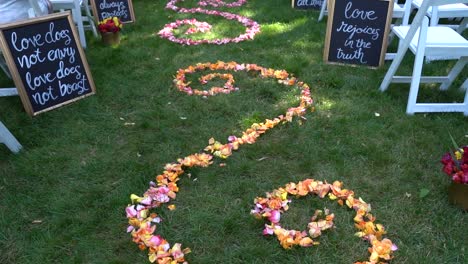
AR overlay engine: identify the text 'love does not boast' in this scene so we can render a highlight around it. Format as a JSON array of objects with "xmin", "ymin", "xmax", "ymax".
[{"xmin": 0, "ymin": 13, "xmax": 95, "ymax": 115}]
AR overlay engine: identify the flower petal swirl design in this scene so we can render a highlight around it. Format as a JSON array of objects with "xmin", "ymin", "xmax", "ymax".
[
  {"xmin": 126, "ymin": 61, "xmax": 313, "ymax": 263},
  {"xmin": 252, "ymin": 179, "xmax": 398, "ymax": 264},
  {"xmin": 126, "ymin": 61, "xmax": 396, "ymax": 263},
  {"xmin": 158, "ymin": 0, "xmax": 260, "ymax": 45}
]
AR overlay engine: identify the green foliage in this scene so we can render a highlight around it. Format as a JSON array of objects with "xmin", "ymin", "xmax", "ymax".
[
  {"xmin": 419, "ymin": 188, "xmax": 430, "ymax": 198},
  {"xmin": 0, "ymin": 0, "xmax": 467, "ymax": 263}
]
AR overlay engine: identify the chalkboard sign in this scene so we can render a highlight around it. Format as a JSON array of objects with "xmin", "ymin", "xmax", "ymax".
[
  {"xmin": 324, "ymin": 0, "xmax": 394, "ymax": 67},
  {"xmin": 91, "ymin": 0, "xmax": 135, "ymax": 24},
  {"xmin": 0, "ymin": 12, "xmax": 96, "ymax": 116},
  {"xmin": 292, "ymin": 0, "xmax": 324, "ymax": 10}
]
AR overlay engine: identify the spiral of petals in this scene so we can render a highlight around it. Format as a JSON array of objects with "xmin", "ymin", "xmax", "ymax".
[
  {"xmin": 127, "ymin": 62, "xmax": 314, "ymax": 263},
  {"xmin": 251, "ymin": 179, "xmax": 396, "ymax": 263},
  {"xmin": 159, "ymin": 0, "xmax": 260, "ymax": 45}
]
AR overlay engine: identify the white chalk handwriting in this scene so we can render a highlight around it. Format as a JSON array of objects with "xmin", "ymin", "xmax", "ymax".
[{"xmin": 7, "ymin": 20, "xmax": 89, "ymax": 107}]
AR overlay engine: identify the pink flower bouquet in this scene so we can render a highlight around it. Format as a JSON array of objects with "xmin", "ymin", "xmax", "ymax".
[{"xmin": 441, "ymin": 146, "xmax": 468, "ymax": 184}]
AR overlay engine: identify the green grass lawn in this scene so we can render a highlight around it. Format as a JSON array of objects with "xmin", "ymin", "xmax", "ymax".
[{"xmin": 1, "ymin": 0, "xmax": 467, "ymax": 263}]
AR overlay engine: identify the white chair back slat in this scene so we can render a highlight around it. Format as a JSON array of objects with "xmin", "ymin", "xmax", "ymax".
[
  {"xmin": 412, "ymin": 0, "xmax": 468, "ymax": 28},
  {"xmin": 431, "ymin": 0, "xmax": 468, "ymax": 6}
]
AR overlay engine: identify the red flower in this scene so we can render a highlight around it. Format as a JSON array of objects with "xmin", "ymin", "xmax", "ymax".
[
  {"xmin": 463, "ymin": 146, "xmax": 468, "ymax": 164},
  {"xmin": 453, "ymin": 171, "xmax": 463, "ymax": 184},
  {"xmin": 440, "ymin": 153, "xmax": 455, "ymax": 176},
  {"xmin": 441, "ymin": 153, "xmax": 453, "ymax": 165},
  {"xmin": 443, "ymin": 164, "xmax": 454, "ymax": 176},
  {"xmin": 462, "ymin": 164, "xmax": 468, "ymax": 173},
  {"xmin": 441, "ymin": 146, "xmax": 468, "ymax": 184}
]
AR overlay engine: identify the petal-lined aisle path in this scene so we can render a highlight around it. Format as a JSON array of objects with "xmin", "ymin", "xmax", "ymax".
[
  {"xmin": 127, "ymin": 1, "xmax": 396, "ymax": 263},
  {"xmin": 126, "ymin": 61, "xmax": 312, "ymax": 263},
  {"xmin": 125, "ymin": 61, "xmax": 396, "ymax": 263}
]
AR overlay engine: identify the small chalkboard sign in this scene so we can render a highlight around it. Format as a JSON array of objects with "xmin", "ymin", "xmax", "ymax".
[
  {"xmin": 292, "ymin": 0, "xmax": 324, "ymax": 10},
  {"xmin": 0, "ymin": 12, "xmax": 96, "ymax": 116},
  {"xmin": 324, "ymin": 0, "xmax": 394, "ymax": 68},
  {"xmin": 91, "ymin": 0, "xmax": 135, "ymax": 24}
]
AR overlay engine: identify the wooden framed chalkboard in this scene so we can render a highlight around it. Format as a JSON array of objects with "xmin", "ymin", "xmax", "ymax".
[
  {"xmin": 0, "ymin": 12, "xmax": 96, "ymax": 116},
  {"xmin": 91, "ymin": 0, "xmax": 135, "ymax": 24},
  {"xmin": 292, "ymin": 0, "xmax": 324, "ymax": 10},
  {"xmin": 323, "ymin": 0, "xmax": 394, "ymax": 68}
]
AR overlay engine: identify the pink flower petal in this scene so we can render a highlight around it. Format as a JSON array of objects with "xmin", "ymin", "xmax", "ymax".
[
  {"xmin": 268, "ymin": 210, "xmax": 281, "ymax": 223},
  {"xmin": 125, "ymin": 205, "xmax": 137, "ymax": 218}
]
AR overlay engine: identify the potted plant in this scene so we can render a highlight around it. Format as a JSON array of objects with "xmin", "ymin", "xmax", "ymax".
[
  {"xmin": 97, "ymin": 17, "xmax": 123, "ymax": 46},
  {"xmin": 441, "ymin": 146, "xmax": 468, "ymax": 210}
]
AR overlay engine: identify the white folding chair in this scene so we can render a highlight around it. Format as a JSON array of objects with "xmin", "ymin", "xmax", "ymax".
[
  {"xmin": 412, "ymin": 0, "xmax": 468, "ymax": 30},
  {"xmin": 49, "ymin": 0, "xmax": 98, "ymax": 49},
  {"xmin": 379, "ymin": 0, "xmax": 468, "ymax": 115},
  {"xmin": 0, "ymin": 0, "xmax": 51, "ymax": 153}
]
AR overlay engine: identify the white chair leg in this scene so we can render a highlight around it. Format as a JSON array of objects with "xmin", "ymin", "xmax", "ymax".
[
  {"xmin": 318, "ymin": 0, "xmax": 327, "ymax": 22},
  {"xmin": 429, "ymin": 6, "xmax": 439, "ymax": 26},
  {"xmin": 457, "ymin": 17, "xmax": 468, "ymax": 34},
  {"xmin": 406, "ymin": 16, "xmax": 429, "ymax": 115},
  {"xmin": 387, "ymin": 18, "xmax": 402, "ymax": 45},
  {"xmin": 0, "ymin": 61, "xmax": 11, "ymax": 79},
  {"xmin": 72, "ymin": 0, "xmax": 87, "ymax": 48},
  {"xmin": 406, "ymin": 56, "xmax": 424, "ymax": 115},
  {"xmin": 0, "ymin": 50, "xmax": 12, "ymax": 79},
  {"xmin": 0, "ymin": 121, "xmax": 22, "ymax": 153},
  {"xmin": 462, "ymin": 78, "xmax": 468, "ymax": 91},
  {"xmin": 379, "ymin": 1, "xmax": 432, "ymax": 92},
  {"xmin": 462, "ymin": 79, "xmax": 468, "ymax": 116},
  {"xmin": 83, "ymin": 0, "xmax": 98, "ymax": 37},
  {"xmin": 381, "ymin": 37, "xmax": 407, "ymax": 88},
  {"xmin": 380, "ymin": 35, "xmax": 408, "ymax": 90},
  {"xmin": 439, "ymin": 57, "xmax": 468, "ymax": 90}
]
